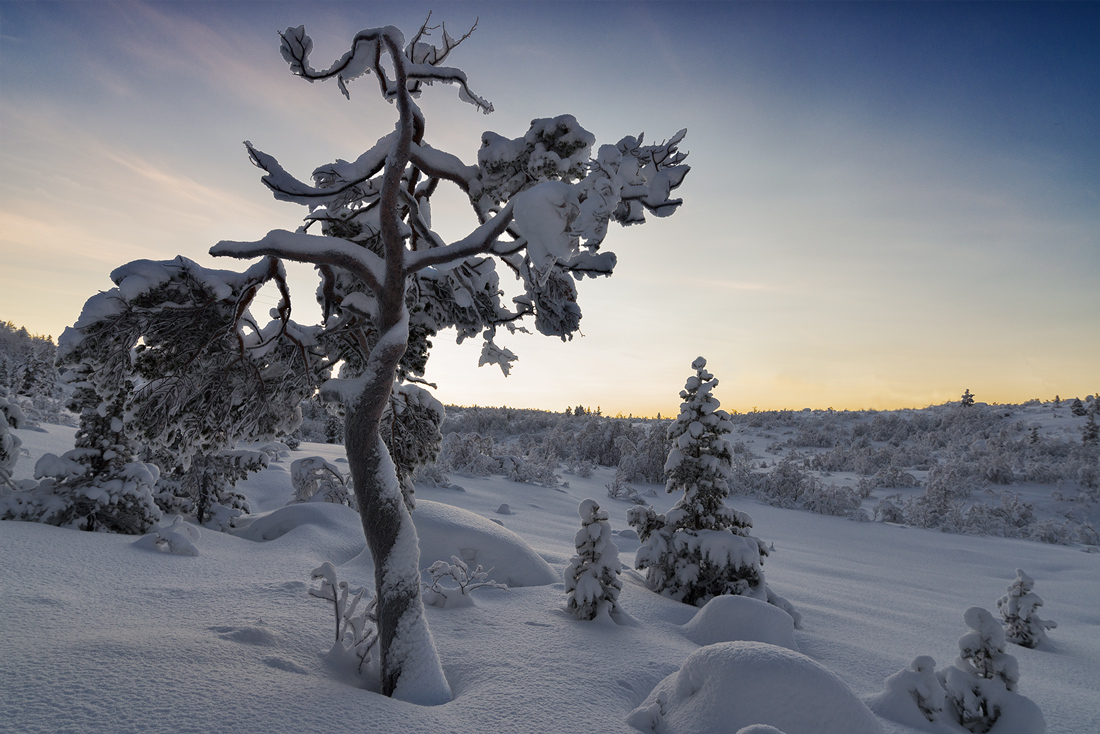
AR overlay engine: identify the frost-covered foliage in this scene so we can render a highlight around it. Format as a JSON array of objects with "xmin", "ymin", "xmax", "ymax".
[
  {"xmin": 564, "ymin": 499, "xmax": 622, "ymax": 621},
  {"xmin": 152, "ymin": 450, "xmax": 265, "ymax": 530},
  {"xmin": 421, "ymin": 555, "xmax": 507, "ymax": 608},
  {"xmin": 996, "ymin": 569, "xmax": 1056, "ymax": 649},
  {"xmin": 0, "ymin": 396, "xmax": 28, "ymax": 491},
  {"xmin": 310, "ymin": 561, "xmax": 377, "ymax": 674},
  {"xmin": 1, "ymin": 388, "xmax": 162, "ymax": 534},
  {"xmin": 939, "ymin": 607, "xmax": 1021, "ymax": 733},
  {"xmin": 0, "ymin": 321, "xmax": 62, "ymax": 401},
  {"xmin": 629, "ymin": 358, "xmax": 795, "ymax": 621},
  {"xmin": 289, "ymin": 456, "xmax": 354, "ymax": 508},
  {"xmin": 380, "ymin": 382, "xmax": 445, "ymax": 508},
  {"xmin": 5, "ymin": 258, "xmax": 318, "ymax": 535}
]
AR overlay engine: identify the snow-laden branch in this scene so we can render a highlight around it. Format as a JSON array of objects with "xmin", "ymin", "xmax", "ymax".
[
  {"xmin": 212, "ymin": 230, "xmax": 385, "ymax": 295},
  {"xmin": 278, "ymin": 22, "xmax": 492, "ymax": 113},
  {"xmin": 245, "ymin": 136, "xmax": 393, "ymax": 206},
  {"xmin": 404, "ymin": 201, "xmax": 515, "ymax": 273}
]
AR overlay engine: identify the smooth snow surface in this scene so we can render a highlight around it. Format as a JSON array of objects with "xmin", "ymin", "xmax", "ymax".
[
  {"xmin": 681, "ymin": 594, "xmax": 798, "ymax": 651},
  {"xmin": 626, "ymin": 641, "xmax": 884, "ymax": 734},
  {"xmin": 2, "ymin": 426, "xmax": 1098, "ymax": 734}
]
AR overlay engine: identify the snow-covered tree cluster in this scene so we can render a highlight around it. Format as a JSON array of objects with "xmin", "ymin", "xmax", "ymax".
[
  {"xmin": 628, "ymin": 358, "xmax": 796, "ymax": 620},
  {"xmin": 0, "ymin": 321, "xmax": 70, "ymax": 425},
  {"xmin": 872, "ymin": 605, "xmax": 1044, "ymax": 733}
]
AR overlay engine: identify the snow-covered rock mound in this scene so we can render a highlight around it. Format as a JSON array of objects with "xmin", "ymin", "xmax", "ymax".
[
  {"xmin": 626, "ymin": 641, "xmax": 883, "ymax": 734},
  {"xmin": 413, "ymin": 500, "xmax": 557, "ymax": 587},
  {"xmin": 681, "ymin": 595, "xmax": 798, "ymax": 651}
]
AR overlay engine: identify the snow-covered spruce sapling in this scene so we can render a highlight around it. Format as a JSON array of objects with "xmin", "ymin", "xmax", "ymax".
[
  {"xmin": 996, "ymin": 569, "xmax": 1056, "ymax": 649},
  {"xmin": 938, "ymin": 606, "xmax": 1020, "ymax": 734},
  {"xmin": 565, "ymin": 499, "xmax": 623, "ymax": 621},
  {"xmin": 628, "ymin": 358, "xmax": 797, "ymax": 621},
  {"xmin": 879, "ymin": 655, "xmax": 946, "ymax": 723},
  {"xmin": 422, "ymin": 556, "xmax": 507, "ymax": 608},
  {"xmin": 961, "ymin": 389, "xmax": 975, "ymax": 408},
  {"xmin": 198, "ymin": 17, "xmax": 688, "ymax": 701},
  {"xmin": 310, "ymin": 561, "xmax": 378, "ymax": 674}
]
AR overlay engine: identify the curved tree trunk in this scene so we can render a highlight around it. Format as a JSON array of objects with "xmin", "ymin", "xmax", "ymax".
[{"xmin": 343, "ymin": 343, "xmax": 451, "ymax": 704}]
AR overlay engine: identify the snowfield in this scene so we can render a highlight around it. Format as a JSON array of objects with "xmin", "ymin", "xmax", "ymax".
[{"xmin": 2, "ymin": 422, "xmax": 1098, "ymax": 734}]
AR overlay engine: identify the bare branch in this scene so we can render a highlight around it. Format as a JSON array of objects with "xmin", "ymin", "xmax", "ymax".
[{"xmin": 404, "ymin": 201, "xmax": 516, "ymax": 274}]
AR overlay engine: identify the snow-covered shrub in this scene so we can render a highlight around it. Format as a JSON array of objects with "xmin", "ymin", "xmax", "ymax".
[
  {"xmin": 996, "ymin": 569, "xmax": 1056, "ymax": 648},
  {"xmin": 439, "ymin": 432, "xmax": 497, "ymax": 477},
  {"xmin": 422, "ymin": 555, "xmax": 507, "ymax": 609},
  {"xmin": 288, "ymin": 456, "xmax": 354, "ymax": 508},
  {"xmin": 606, "ymin": 470, "xmax": 647, "ymax": 504},
  {"xmin": 1027, "ymin": 518, "xmax": 1077, "ymax": 545},
  {"xmin": 873, "ymin": 493, "xmax": 906, "ymax": 524},
  {"xmin": 756, "ymin": 454, "xmax": 808, "ymax": 508},
  {"xmin": 564, "ymin": 499, "xmax": 622, "ymax": 621},
  {"xmin": 800, "ymin": 481, "xmax": 862, "ymax": 517},
  {"xmin": 310, "ymin": 561, "xmax": 377, "ymax": 674},
  {"xmin": 938, "ymin": 607, "xmax": 1020, "ymax": 733},
  {"xmin": 629, "ymin": 358, "xmax": 795, "ymax": 620}
]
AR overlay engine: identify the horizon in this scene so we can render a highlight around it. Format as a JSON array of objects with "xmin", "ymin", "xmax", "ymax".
[{"xmin": 1, "ymin": 1, "xmax": 1097, "ymax": 418}]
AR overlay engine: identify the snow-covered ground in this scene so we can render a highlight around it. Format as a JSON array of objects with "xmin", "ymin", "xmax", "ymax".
[{"xmin": 2, "ymin": 423, "xmax": 1097, "ymax": 734}]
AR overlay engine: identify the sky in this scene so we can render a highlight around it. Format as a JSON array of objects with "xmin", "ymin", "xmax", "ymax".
[{"xmin": 1, "ymin": 1, "xmax": 1097, "ymax": 417}]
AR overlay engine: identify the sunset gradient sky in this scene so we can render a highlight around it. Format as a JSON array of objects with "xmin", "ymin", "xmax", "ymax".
[{"xmin": 1, "ymin": 1, "xmax": 1097, "ymax": 416}]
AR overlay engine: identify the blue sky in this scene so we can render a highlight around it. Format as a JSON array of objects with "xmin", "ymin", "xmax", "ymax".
[{"xmin": 1, "ymin": 1, "xmax": 1097, "ymax": 416}]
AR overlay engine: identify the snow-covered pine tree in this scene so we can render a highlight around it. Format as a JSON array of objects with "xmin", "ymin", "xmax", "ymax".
[
  {"xmin": 938, "ymin": 606, "xmax": 1020, "ymax": 734},
  {"xmin": 628, "ymin": 358, "xmax": 796, "ymax": 621},
  {"xmin": 198, "ymin": 18, "xmax": 688, "ymax": 701},
  {"xmin": 996, "ymin": 569, "xmax": 1056, "ymax": 649},
  {"xmin": 565, "ymin": 498, "xmax": 623, "ymax": 621},
  {"xmin": 10, "ymin": 257, "xmax": 322, "ymax": 534},
  {"xmin": 961, "ymin": 389, "xmax": 975, "ymax": 408},
  {"xmin": 1070, "ymin": 397, "xmax": 1086, "ymax": 416}
]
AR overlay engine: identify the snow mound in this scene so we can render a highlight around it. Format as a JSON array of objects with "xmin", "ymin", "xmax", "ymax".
[
  {"xmin": 413, "ymin": 500, "xmax": 556, "ymax": 587},
  {"xmin": 681, "ymin": 595, "xmax": 798, "ymax": 651},
  {"xmin": 626, "ymin": 642, "xmax": 883, "ymax": 734},
  {"xmin": 133, "ymin": 516, "xmax": 201, "ymax": 556}
]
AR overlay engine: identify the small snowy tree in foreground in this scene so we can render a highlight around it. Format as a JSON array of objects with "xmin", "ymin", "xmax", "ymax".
[
  {"xmin": 198, "ymin": 18, "xmax": 688, "ymax": 701},
  {"xmin": 628, "ymin": 358, "xmax": 796, "ymax": 620},
  {"xmin": 939, "ymin": 607, "xmax": 1020, "ymax": 733},
  {"xmin": 565, "ymin": 498, "xmax": 623, "ymax": 621},
  {"xmin": 996, "ymin": 569, "xmax": 1056, "ymax": 649}
]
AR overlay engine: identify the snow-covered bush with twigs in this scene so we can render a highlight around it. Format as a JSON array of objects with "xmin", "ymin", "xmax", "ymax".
[
  {"xmin": 289, "ymin": 456, "xmax": 354, "ymax": 508},
  {"xmin": 310, "ymin": 561, "xmax": 377, "ymax": 675},
  {"xmin": 421, "ymin": 555, "xmax": 507, "ymax": 609}
]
